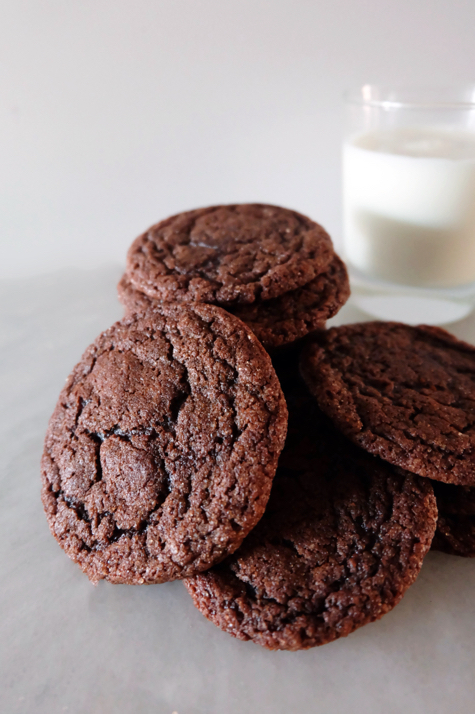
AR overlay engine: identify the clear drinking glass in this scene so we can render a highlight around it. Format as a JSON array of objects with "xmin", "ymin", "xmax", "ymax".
[{"xmin": 343, "ymin": 85, "xmax": 475, "ymax": 324}]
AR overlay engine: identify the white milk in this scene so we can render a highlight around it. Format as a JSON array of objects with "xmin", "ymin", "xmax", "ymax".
[{"xmin": 343, "ymin": 127, "xmax": 475, "ymax": 288}]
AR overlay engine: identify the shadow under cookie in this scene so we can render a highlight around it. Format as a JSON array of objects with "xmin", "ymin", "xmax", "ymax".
[{"xmin": 431, "ymin": 481, "xmax": 475, "ymax": 557}]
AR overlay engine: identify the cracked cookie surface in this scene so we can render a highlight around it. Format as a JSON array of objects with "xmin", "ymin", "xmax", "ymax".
[
  {"xmin": 119, "ymin": 255, "xmax": 349, "ymax": 350},
  {"xmin": 300, "ymin": 322, "xmax": 475, "ymax": 487},
  {"xmin": 229, "ymin": 254, "xmax": 349, "ymax": 348},
  {"xmin": 41, "ymin": 304, "xmax": 288, "ymax": 584},
  {"xmin": 126, "ymin": 204, "xmax": 334, "ymax": 305},
  {"xmin": 184, "ymin": 362, "xmax": 436, "ymax": 650}
]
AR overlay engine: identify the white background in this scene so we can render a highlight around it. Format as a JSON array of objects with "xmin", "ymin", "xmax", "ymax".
[{"xmin": 2, "ymin": 0, "xmax": 475, "ymax": 279}]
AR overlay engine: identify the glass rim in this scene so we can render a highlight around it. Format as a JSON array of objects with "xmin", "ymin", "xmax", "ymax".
[{"xmin": 344, "ymin": 84, "xmax": 475, "ymax": 110}]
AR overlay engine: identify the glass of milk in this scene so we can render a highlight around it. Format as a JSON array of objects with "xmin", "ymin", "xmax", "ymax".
[{"xmin": 343, "ymin": 85, "xmax": 475, "ymax": 324}]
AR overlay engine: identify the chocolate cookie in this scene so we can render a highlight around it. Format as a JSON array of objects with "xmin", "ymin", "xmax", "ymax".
[
  {"xmin": 126, "ymin": 204, "xmax": 334, "ymax": 305},
  {"xmin": 118, "ymin": 255, "xmax": 350, "ymax": 350},
  {"xmin": 41, "ymin": 304, "xmax": 288, "ymax": 584},
  {"xmin": 431, "ymin": 481, "xmax": 475, "ymax": 557},
  {"xmin": 301, "ymin": 322, "xmax": 475, "ymax": 487},
  {"xmin": 228, "ymin": 254, "xmax": 350, "ymax": 348},
  {"xmin": 184, "ymin": 366, "xmax": 437, "ymax": 650},
  {"xmin": 118, "ymin": 273, "xmax": 158, "ymax": 313}
]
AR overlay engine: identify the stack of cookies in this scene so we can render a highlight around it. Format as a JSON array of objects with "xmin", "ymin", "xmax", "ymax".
[
  {"xmin": 41, "ymin": 203, "xmax": 474, "ymax": 653},
  {"xmin": 184, "ymin": 352, "xmax": 437, "ymax": 650},
  {"xmin": 299, "ymin": 322, "xmax": 475, "ymax": 560},
  {"xmin": 118, "ymin": 204, "xmax": 350, "ymax": 350}
]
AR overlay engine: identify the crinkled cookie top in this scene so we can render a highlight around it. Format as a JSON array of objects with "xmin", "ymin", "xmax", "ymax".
[
  {"xmin": 126, "ymin": 204, "xmax": 334, "ymax": 305},
  {"xmin": 41, "ymin": 303, "xmax": 288, "ymax": 584}
]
